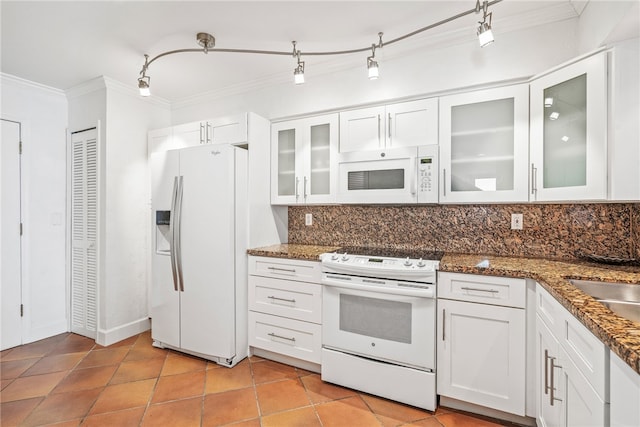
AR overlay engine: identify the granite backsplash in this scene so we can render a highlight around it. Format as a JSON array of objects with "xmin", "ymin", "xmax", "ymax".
[{"xmin": 288, "ymin": 203, "xmax": 640, "ymax": 262}]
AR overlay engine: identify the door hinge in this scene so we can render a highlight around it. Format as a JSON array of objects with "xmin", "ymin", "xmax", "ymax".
[
  {"xmin": 20, "ymin": 304, "xmax": 24, "ymax": 317},
  {"xmin": 20, "ymin": 223, "xmax": 23, "ymax": 236},
  {"xmin": 19, "ymin": 140, "xmax": 23, "ymax": 154}
]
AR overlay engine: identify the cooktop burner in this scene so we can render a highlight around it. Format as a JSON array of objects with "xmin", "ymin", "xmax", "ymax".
[{"xmin": 336, "ymin": 246, "xmax": 444, "ymax": 261}]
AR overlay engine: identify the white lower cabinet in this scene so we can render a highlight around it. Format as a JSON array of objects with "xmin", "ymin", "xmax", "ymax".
[
  {"xmin": 535, "ymin": 284, "xmax": 609, "ymax": 427},
  {"xmin": 610, "ymin": 351, "xmax": 640, "ymax": 427},
  {"xmin": 248, "ymin": 256, "xmax": 322, "ymax": 366},
  {"xmin": 437, "ymin": 273, "xmax": 526, "ymax": 416}
]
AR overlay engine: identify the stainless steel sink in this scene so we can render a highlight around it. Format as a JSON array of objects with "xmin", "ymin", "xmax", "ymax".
[{"xmin": 568, "ymin": 279, "xmax": 640, "ymax": 323}]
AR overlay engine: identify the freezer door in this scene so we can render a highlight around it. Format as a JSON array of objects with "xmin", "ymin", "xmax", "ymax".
[
  {"xmin": 150, "ymin": 150, "xmax": 181, "ymax": 348},
  {"xmin": 178, "ymin": 144, "xmax": 237, "ymax": 359}
]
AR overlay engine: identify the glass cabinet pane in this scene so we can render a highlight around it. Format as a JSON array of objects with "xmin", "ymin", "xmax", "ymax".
[
  {"xmin": 277, "ymin": 129, "xmax": 296, "ymax": 196},
  {"xmin": 309, "ymin": 124, "xmax": 330, "ymax": 195},
  {"xmin": 450, "ymin": 98, "xmax": 515, "ymax": 192},
  {"xmin": 542, "ymin": 74, "xmax": 587, "ymax": 189}
]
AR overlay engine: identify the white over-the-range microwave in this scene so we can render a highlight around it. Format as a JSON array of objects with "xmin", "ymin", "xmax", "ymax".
[{"xmin": 337, "ymin": 145, "xmax": 438, "ymax": 204}]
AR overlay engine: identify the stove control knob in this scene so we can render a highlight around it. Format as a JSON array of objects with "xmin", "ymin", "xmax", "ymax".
[
  {"xmin": 403, "ymin": 257, "xmax": 413, "ymax": 267},
  {"xmin": 331, "ymin": 252, "xmax": 339, "ymax": 261},
  {"xmin": 341, "ymin": 253, "xmax": 349, "ymax": 262},
  {"xmin": 417, "ymin": 258, "xmax": 426, "ymax": 268}
]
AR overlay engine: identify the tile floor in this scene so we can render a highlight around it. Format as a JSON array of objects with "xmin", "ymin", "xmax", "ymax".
[{"xmin": 1, "ymin": 331, "xmax": 514, "ymax": 426}]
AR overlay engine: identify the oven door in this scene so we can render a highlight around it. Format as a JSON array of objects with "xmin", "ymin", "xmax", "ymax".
[
  {"xmin": 322, "ymin": 279, "xmax": 435, "ymax": 371},
  {"xmin": 337, "ymin": 147, "xmax": 418, "ymax": 204}
]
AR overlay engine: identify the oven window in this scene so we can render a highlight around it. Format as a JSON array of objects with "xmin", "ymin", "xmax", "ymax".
[
  {"xmin": 348, "ymin": 169, "xmax": 405, "ymax": 190},
  {"xmin": 339, "ymin": 294, "xmax": 411, "ymax": 344}
]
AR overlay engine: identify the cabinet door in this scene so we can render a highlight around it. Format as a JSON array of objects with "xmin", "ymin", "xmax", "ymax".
[
  {"xmin": 299, "ymin": 114, "xmax": 338, "ymax": 204},
  {"xmin": 172, "ymin": 121, "xmax": 204, "ymax": 147},
  {"xmin": 271, "ymin": 122, "xmax": 300, "ymax": 204},
  {"xmin": 208, "ymin": 113, "xmax": 248, "ymax": 144},
  {"xmin": 530, "ymin": 52, "xmax": 607, "ymax": 201},
  {"xmin": 439, "ymin": 84, "xmax": 529, "ymax": 203},
  {"xmin": 536, "ymin": 316, "xmax": 563, "ymax": 427},
  {"xmin": 560, "ymin": 346, "xmax": 608, "ymax": 427},
  {"xmin": 339, "ymin": 106, "xmax": 386, "ymax": 152},
  {"xmin": 386, "ymin": 99, "xmax": 438, "ymax": 148},
  {"xmin": 437, "ymin": 299, "xmax": 526, "ymax": 415}
]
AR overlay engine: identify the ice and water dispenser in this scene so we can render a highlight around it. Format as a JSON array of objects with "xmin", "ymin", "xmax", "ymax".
[{"xmin": 155, "ymin": 210, "xmax": 171, "ymax": 254}]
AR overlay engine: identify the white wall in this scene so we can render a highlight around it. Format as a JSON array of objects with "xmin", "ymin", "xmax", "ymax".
[
  {"xmin": 171, "ymin": 19, "xmax": 580, "ymax": 124},
  {"xmin": 1, "ymin": 74, "xmax": 68, "ymax": 343},
  {"xmin": 102, "ymin": 81, "xmax": 170, "ymax": 342}
]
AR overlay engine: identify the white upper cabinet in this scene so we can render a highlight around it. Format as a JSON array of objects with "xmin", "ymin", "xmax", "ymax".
[
  {"xmin": 529, "ymin": 53, "xmax": 607, "ymax": 202},
  {"xmin": 439, "ymin": 84, "xmax": 530, "ymax": 203},
  {"xmin": 171, "ymin": 113, "xmax": 249, "ymax": 148},
  {"xmin": 339, "ymin": 98, "xmax": 438, "ymax": 153},
  {"xmin": 271, "ymin": 113, "xmax": 338, "ymax": 205}
]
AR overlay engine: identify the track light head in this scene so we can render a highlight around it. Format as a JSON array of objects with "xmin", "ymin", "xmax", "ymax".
[
  {"xmin": 367, "ymin": 59, "xmax": 379, "ymax": 80},
  {"xmin": 292, "ymin": 41, "xmax": 305, "ymax": 84},
  {"xmin": 476, "ymin": 0, "xmax": 494, "ymax": 47},
  {"xmin": 138, "ymin": 76, "xmax": 151, "ymax": 96}
]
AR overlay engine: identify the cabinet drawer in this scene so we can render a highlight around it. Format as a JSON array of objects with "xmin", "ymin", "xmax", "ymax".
[
  {"xmin": 438, "ymin": 273, "xmax": 526, "ymax": 308},
  {"xmin": 249, "ymin": 256, "xmax": 321, "ymax": 283},
  {"xmin": 249, "ymin": 276, "xmax": 322, "ymax": 323},
  {"xmin": 248, "ymin": 311, "xmax": 322, "ymax": 364},
  {"xmin": 535, "ymin": 283, "xmax": 564, "ymax": 338}
]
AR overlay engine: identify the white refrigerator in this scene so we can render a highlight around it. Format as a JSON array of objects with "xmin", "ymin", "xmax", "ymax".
[{"xmin": 150, "ymin": 143, "xmax": 248, "ymax": 367}]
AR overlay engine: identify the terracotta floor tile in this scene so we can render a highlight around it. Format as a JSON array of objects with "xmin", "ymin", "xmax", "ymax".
[
  {"xmin": 0, "ymin": 357, "xmax": 39, "ymax": 379},
  {"xmin": 48, "ymin": 334, "xmax": 96, "ymax": 356},
  {"xmin": 261, "ymin": 406, "xmax": 321, "ymax": 427},
  {"xmin": 255, "ymin": 378, "xmax": 311, "ymax": 415},
  {"xmin": 151, "ymin": 370, "xmax": 205, "ymax": 403},
  {"xmin": 0, "ymin": 334, "xmax": 70, "ymax": 361},
  {"xmin": 224, "ymin": 419, "xmax": 261, "ymax": 427},
  {"xmin": 360, "ymin": 393, "xmax": 433, "ymax": 426},
  {"xmin": 404, "ymin": 418, "xmax": 446, "ymax": 427},
  {"xmin": 22, "ymin": 352, "xmax": 86, "ymax": 376},
  {"xmin": 316, "ymin": 396, "xmax": 383, "ymax": 427},
  {"xmin": 142, "ymin": 396, "xmax": 202, "ymax": 427},
  {"xmin": 81, "ymin": 406, "xmax": 145, "ymax": 427},
  {"xmin": 76, "ymin": 347, "xmax": 129, "ymax": 369},
  {"xmin": 52, "ymin": 365, "xmax": 117, "ymax": 394},
  {"xmin": 205, "ymin": 362, "xmax": 253, "ymax": 394},
  {"xmin": 21, "ymin": 387, "xmax": 102, "ymax": 426},
  {"xmin": 301, "ymin": 374, "xmax": 358, "ymax": 404},
  {"xmin": 110, "ymin": 357, "xmax": 165, "ymax": 385},
  {"xmin": 89, "ymin": 378, "xmax": 156, "ymax": 415},
  {"xmin": 0, "ymin": 371, "xmax": 68, "ymax": 402},
  {"xmin": 251, "ymin": 360, "xmax": 298, "ymax": 384},
  {"xmin": 202, "ymin": 387, "xmax": 259, "ymax": 427},
  {"xmin": 46, "ymin": 419, "xmax": 82, "ymax": 427},
  {"xmin": 0, "ymin": 397, "xmax": 43, "ymax": 426},
  {"xmin": 1, "ymin": 379, "xmax": 13, "ymax": 390},
  {"xmin": 436, "ymin": 412, "xmax": 506, "ymax": 427},
  {"xmin": 122, "ymin": 344, "xmax": 167, "ymax": 362},
  {"xmin": 160, "ymin": 351, "xmax": 207, "ymax": 376}
]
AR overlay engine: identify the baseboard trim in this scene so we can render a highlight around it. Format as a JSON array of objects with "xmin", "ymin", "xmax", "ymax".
[{"xmin": 96, "ymin": 317, "xmax": 150, "ymax": 347}]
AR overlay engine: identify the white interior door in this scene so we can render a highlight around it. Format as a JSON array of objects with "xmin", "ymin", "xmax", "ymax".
[
  {"xmin": 1, "ymin": 119, "xmax": 23, "ymax": 350},
  {"xmin": 70, "ymin": 128, "xmax": 98, "ymax": 339}
]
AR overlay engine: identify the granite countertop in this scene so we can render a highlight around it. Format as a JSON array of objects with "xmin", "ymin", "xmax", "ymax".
[{"xmin": 247, "ymin": 244, "xmax": 640, "ymax": 375}]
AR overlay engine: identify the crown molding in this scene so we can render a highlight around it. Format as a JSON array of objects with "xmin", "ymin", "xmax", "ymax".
[{"xmin": 1, "ymin": 73, "xmax": 66, "ymax": 97}]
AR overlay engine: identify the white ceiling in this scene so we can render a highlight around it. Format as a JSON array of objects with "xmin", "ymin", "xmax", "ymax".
[{"xmin": 0, "ymin": 1, "xmax": 591, "ymax": 102}]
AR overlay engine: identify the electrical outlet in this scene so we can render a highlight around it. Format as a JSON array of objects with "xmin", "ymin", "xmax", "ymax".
[
  {"xmin": 305, "ymin": 213, "xmax": 313, "ymax": 226},
  {"xmin": 511, "ymin": 213, "xmax": 523, "ymax": 230}
]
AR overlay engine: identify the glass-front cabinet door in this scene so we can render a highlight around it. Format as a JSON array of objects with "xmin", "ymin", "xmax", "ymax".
[
  {"xmin": 271, "ymin": 114, "xmax": 338, "ymax": 204},
  {"xmin": 439, "ymin": 84, "xmax": 529, "ymax": 203},
  {"xmin": 530, "ymin": 52, "xmax": 607, "ymax": 201}
]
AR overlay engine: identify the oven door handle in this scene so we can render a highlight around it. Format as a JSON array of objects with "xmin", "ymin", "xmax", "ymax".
[{"xmin": 322, "ymin": 276, "xmax": 435, "ymax": 298}]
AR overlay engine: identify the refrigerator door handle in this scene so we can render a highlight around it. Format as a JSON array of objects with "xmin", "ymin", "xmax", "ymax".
[
  {"xmin": 176, "ymin": 175, "xmax": 185, "ymax": 292},
  {"xmin": 169, "ymin": 176, "xmax": 179, "ymax": 291}
]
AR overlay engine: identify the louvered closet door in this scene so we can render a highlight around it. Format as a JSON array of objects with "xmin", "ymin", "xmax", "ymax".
[{"xmin": 71, "ymin": 129, "xmax": 98, "ymax": 339}]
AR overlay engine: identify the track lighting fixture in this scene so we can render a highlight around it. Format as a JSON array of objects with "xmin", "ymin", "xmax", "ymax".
[
  {"xmin": 367, "ymin": 33, "xmax": 383, "ymax": 80},
  {"xmin": 292, "ymin": 41, "xmax": 305, "ymax": 85},
  {"xmin": 476, "ymin": 0, "xmax": 494, "ymax": 47},
  {"xmin": 136, "ymin": 1, "xmax": 502, "ymax": 95}
]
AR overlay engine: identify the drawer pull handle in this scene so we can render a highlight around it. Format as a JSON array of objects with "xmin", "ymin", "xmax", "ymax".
[
  {"xmin": 460, "ymin": 286, "xmax": 499, "ymax": 293},
  {"xmin": 268, "ymin": 266, "xmax": 297, "ymax": 273},
  {"xmin": 549, "ymin": 356, "xmax": 563, "ymax": 406},
  {"xmin": 268, "ymin": 332, "xmax": 296, "ymax": 342},
  {"xmin": 268, "ymin": 295, "xmax": 296, "ymax": 304}
]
